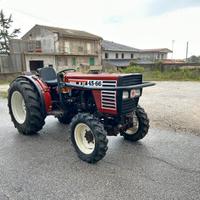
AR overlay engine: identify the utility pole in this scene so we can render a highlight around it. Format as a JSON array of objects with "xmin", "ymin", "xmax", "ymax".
[
  {"xmin": 186, "ymin": 41, "xmax": 189, "ymax": 62},
  {"xmin": 171, "ymin": 40, "xmax": 175, "ymax": 59}
]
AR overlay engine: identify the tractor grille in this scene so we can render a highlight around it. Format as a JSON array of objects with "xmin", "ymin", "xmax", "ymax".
[
  {"xmin": 118, "ymin": 74, "xmax": 142, "ymax": 114},
  {"xmin": 119, "ymin": 74, "xmax": 142, "ymax": 86},
  {"xmin": 121, "ymin": 98, "xmax": 138, "ymax": 114},
  {"xmin": 101, "ymin": 81, "xmax": 117, "ymax": 110}
]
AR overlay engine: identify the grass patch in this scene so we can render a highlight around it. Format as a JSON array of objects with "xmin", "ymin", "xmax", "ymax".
[
  {"xmin": 0, "ymin": 91, "xmax": 8, "ymax": 98},
  {"xmin": 121, "ymin": 66, "xmax": 200, "ymax": 81},
  {"xmin": 143, "ymin": 68, "xmax": 200, "ymax": 81},
  {"xmin": 0, "ymin": 80, "xmax": 9, "ymax": 85}
]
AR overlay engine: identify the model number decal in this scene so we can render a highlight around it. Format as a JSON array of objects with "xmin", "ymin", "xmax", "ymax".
[{"xmin": 87, "ymin": 80, "xmax": 102, "ymax": 87}]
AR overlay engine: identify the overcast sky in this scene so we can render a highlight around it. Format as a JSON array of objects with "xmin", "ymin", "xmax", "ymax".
[{"xmin": 1, "ymin": 0, "xmax": 200, "ymax": 58}]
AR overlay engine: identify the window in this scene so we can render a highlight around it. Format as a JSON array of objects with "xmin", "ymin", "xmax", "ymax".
[
  {"xmin": 121, "ymin": 53, "xmax": 124, "ymax": 59},
  {"xmin": 72, "ymin": 57, "xmax": 76, "ymax": 66},
  {"xmin": 116, "ymin": 53, "xmax": 118, "ymax": 59},
  {"xmin": 87, "ymin": 43, "xmax": 91, "ymax": 54},
  {"xmin": 64, "ymin": 41, "xmax": 70, "ymax": 53},
  {"xmin": 105, "ymin": 53, "xmax": 109, "ymax": 59},
  {"xmin": 131, "ymin": 53, "xmax": 134, "ymax": 59},
  {"xmin": 36, "ymin": 41, "xmax": 41, "ymax": 48},
  {"xmin": 78, "ymin": 46, "xmax": 83, "ymax": 53}
]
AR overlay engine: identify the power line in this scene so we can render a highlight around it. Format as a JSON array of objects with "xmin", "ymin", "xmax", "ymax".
[{"xmin": 3, "ymin": 5, "xmax": 57, "ymax": 25}]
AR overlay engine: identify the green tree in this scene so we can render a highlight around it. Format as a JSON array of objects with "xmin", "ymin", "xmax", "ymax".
[
  {"xmin": 0, "ymin": 10, "xmax": 20, "ymax": 54},
  {"xmin": 188, "ymin": 55, "xmax": 200, "ymax": 63}
]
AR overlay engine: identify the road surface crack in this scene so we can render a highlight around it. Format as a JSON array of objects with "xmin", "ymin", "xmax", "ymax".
[{"xmin": 146, "ymin": 155, "xmax": 200, "ymax": 174}]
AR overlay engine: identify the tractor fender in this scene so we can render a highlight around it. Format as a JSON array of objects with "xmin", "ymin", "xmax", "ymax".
[{"xmin": 13, "ymin": 75, "xmax": 52, "ymax": 117}]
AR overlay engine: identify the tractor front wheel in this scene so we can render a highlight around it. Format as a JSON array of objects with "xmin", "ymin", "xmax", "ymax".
[
  {"xmin": 70, "ymin": 113, "xmax": 108, "ymax": 163},
  {"xmin": 122, "ymin": 105, "xmax": 149, "ymax": 142},
  {"xmin": 8, "ymin": 78, "xmax": 45, "ymax": 135}
]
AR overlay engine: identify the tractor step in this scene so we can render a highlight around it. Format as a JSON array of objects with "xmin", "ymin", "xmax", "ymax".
[{"xmin": 48, "ymin": 110, "xmax": 64, "ymax": 117}]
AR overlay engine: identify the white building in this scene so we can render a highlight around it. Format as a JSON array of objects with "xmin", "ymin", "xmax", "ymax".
[{"xmin": 102, "ymin": 40, "xmax": 172, "ymax": 67}]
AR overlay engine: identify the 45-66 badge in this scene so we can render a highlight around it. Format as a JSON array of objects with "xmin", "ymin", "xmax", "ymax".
[{"xmin": 87, "ymin": 80, "xmax": 102, "ymax": 87}]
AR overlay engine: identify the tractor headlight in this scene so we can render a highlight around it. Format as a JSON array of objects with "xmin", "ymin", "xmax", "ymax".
[
  {"xmin": 130, "ymin": 89, "xmax": 141, "ymax": 98},
  {"xmin": 123, "ymin": 91, "xmax": 129, "ymax": 99}
]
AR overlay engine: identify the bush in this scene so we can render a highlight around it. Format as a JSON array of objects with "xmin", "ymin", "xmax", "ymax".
[
  {"xmin": 154, "ymin": 60, "xmax": 164, "ymax": 72},
  {"xmin": 120, "ymin": 64, "xmax": 200, "ymax": 81},
  {"xmin": 143, "ymin": 68, "xmax": 200, "ymax": 81},
  {"xmin": 122, "ymin": 65, "xmax": 144, "ymax": 73}
]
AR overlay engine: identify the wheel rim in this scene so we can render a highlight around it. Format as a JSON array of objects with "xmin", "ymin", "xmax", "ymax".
[
  {"xmin": 74, "ymin": 123, "xmax": 95, "ymax": 154},
  {"xmin": 11, "ymin": 91, "xmax": 26, "ymax": 124},
  {"xmin": 126, "ymin": 114, "xmax": 139, "ymax": 135}
]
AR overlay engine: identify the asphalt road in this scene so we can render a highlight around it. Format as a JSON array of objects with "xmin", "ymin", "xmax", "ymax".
[{"xmin": 0, "ymin": 98, "xmax": 200, "ymax": 200}]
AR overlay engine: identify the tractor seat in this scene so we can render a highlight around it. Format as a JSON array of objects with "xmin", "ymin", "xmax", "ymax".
[{"xmin": 37, "ymin": 67, "xmax": 58, "ymax": 87}]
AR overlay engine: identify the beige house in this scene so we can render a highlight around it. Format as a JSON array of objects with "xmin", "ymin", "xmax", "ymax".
[{"xmin": 11, "ymin": 24, "xmax": 102, "ymax": 72}]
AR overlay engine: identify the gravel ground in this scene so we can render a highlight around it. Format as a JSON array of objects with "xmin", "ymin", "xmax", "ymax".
[{"xmin": 140, "ymin": 81, "xmax": 200, "ymax": 135}]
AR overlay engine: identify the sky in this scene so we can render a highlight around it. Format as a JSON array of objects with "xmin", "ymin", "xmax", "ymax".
[{"xmin": 1, "ymin": 0, "xmax": 200, "ymax": 58}]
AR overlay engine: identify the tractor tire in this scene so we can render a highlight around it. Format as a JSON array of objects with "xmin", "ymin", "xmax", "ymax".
[
  {"xmin": 122, "ymin": 105, "xmax": 149, "ymax": 142},
  {"xmin": 8, "ymin": 77, "xmax": 45, "ymax": 135},
  {"xmin": 70, "ymin": 113, "xmax": 108, "ymax": 163}
]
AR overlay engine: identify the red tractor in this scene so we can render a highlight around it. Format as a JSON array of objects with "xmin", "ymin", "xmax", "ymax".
[{"xmin": 8, "ymin": 67, "xmax": 155, "ymax": 163}]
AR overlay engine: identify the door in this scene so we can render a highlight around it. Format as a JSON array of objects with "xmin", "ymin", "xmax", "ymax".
[
  {"xmin": 72, "ymin": 57, "xmax": 76, "ymax": 66},
  {"xmin": 89, "ymin": 57, "xmax": 95, "ymax": 65},
  {"xmin": 29, "ymin": 60, "xmax": 44, "ymax": 72}
]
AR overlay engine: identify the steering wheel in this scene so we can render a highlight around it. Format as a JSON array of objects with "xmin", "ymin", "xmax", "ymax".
[
  {"xmin": 57, "ymin": 68, "xmax": 76, "ymax": 82},
  {"xmin": 58, "ymin": 68, "xmax": 76, "ymax": 75}
]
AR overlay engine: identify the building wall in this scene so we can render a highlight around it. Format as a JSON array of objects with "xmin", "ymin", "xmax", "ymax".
[
  {"xmin": 103, "ymin": 51, "xmax": 168, "ymax": 61},
  {"xmin": 25, "ymin": 54, "xmax": 56, "ymax": 72},
  {"xmin": 22, "ymin": 26, "xmax": 102, "ymax": 66},
  {"xmin": 22, "ymin": 26, "xmax": 56, "ymax": 53},
  {"xmin": 56, "ymin": 55, "xmax": 99, "ymax": 68},
  {"xmin": 135, "ymin": 52, "xmax": 168, "ymax": 61},
  {"xmin": 58, "ymin": 38, "xmax": 101, "ymax": 65}
]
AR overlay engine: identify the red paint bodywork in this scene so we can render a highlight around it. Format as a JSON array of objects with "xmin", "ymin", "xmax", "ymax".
[
  {"xmin": 64, "ymin": 72, "xmax": 121, "ymax": 81},
  {"xmin": 34, "ymin": 78, "xmax": 52, "ymax": 112},
  {"xmin": 92, "ymin": 90, "xmax": 117, "ymax": 115},
  {"xmin": 64, "ymin": 72, "xmax": 121, "ymax": 115},
  {"xmin": 33, "ymin": 72, "xmax": 127, "ymax": 115}
]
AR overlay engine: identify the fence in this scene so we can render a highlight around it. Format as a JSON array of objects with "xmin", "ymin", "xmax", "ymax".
[
  {"xmin": 0, "ymin": 39, "xmax": 41, "ymax": 74},
  {"xmin": 0, "ymin": 54, "xmax": 23, "ymax": 73}
]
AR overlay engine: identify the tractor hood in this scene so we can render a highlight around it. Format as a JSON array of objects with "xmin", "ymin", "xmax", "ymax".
[{"xmin": 64, "ymin": 72, "xmax": 142, "ymax": 81}]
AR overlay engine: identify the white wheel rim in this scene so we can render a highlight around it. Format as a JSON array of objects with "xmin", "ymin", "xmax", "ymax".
[
  {"xmin": 11, "ymin": 91, "xmax": 26, "ymax": 124},
  {"xmin": 74, "ymin": 123, "xmax": 95, "ymax": 154},
  {"xmin": 126, "ymin": 114, "xmax": 139, "ymax": 135}
]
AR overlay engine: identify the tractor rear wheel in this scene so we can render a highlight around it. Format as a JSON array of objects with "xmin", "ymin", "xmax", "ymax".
[
  {"xmin": 70, "ymin": 113, "xmax": 108, "ymax": 163},
  {"xmin": 8, "ymin": 78, "xmax": 45, "ymax": 135},
  {"xmin": 122, "ymin": 105, "xmax": 149, "ymax": 142}
]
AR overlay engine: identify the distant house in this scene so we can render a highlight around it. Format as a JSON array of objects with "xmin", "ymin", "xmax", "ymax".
[
  {"xmin": 136, "ymin": 48, "xmax": 173, "ymax": 63},
  {"xmin": 102, "ymin": 40, "xmax": 172, "ymax": 67},
  {"xmin": 10, "ymin": 24, "xmax": 102, "ymax": 72}
]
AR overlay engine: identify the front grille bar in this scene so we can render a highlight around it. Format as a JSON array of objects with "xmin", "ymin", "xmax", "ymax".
[{"xmin": 61, "ymin": 81, "xmax": 155, "ymax": 90}]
